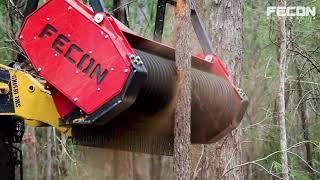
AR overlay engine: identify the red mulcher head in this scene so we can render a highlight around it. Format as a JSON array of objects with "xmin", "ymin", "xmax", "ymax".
[
  {"xmin": 18, "ymin": 0, "xmax": 147, "ymax": 124},
  {"xmin": 18, "ymin": 0, "xmax": 248, "ymax": 155}
]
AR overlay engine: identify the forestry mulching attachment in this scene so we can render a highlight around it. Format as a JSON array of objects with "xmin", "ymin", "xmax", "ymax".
[{"xmin": 0, "ymin": 0, "xmax": 248, "ymax": 179}]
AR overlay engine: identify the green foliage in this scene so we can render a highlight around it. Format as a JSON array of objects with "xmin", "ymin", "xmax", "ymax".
[
  {"xmin": 241, "ymin": 0, "xmax": 320, "ymax": 179},
  {"xmin": 290, "ymin": 170, "xmax": 312, "ymax": 180},
  {"xmin": 270, "ymin": 161, "xmax": 282, "ymax": 172},
  {"xmin": 0, "ymin": 2, "xmax": 11, "ymax": 64}
]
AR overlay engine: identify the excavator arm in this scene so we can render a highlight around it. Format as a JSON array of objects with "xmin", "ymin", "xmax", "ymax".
[{"xmin": 0, "ymin": 65, "xmax": 71, "ymax": 137}]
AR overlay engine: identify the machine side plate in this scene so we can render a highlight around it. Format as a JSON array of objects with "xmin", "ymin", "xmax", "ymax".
[{"xmin": 18, "ymin": 0, "xmax": 133, "ymax": 114}]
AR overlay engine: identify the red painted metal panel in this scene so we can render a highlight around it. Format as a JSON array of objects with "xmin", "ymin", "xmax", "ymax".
[
  {"xmin": 18, "ymin": 0, "xmax": 135, "ymax": 114},
  {"xmin": 50, "ymin": 87, "xmax": 76, "ymax": 117},
  {"xmin": 193, "ymin": 53, "xmax": 233, "ymax": 85}
]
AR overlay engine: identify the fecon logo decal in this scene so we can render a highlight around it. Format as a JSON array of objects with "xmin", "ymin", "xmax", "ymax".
[
  {"xmin": 39, "ymin": 24, "xmax": 108, "ymax": 85},
  {"xmin": 11, "ymin": 75, "xmax": 21, "ymax": 108},
  {"xmin": 267, "ymin": 6, "xmax": 317, "ymax": 17}
]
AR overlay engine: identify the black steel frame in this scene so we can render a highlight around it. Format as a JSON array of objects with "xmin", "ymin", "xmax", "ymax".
[{"xmin": 153, "ymin": 0, "xmax": 213, "ymax": 54}]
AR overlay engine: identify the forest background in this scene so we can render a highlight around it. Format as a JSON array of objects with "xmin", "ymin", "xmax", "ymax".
[{"xmin": 0, "ymin": 0, "xmax": 319, "ymax": 179}]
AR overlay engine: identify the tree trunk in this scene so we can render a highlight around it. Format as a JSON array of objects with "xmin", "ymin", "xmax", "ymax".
[
  {"xmin": 174, "ymin": 0, "xmax": 192, "ymax": 179},
  {"xmin": 197, "ymin": 1, "xmax": 244, "ymax": 179},
  {"xmin": 133, "ymin": 153, "xmax": 151, "ymax": 180},
  {"xmin": 58, "ymin": 135, "xmax": 68, "ymax": 177},
  {"xmin": 111, "ymin": 2, "xmax": 134, "ymax": 179},
  {"xmin": 161, "ymin": 157, "xmax": 174, "ymax": 180},
  {"xmin": 296, "ymin": 65, "xmax": 313, "ymax": 177},
  {"xmin": 134, "ymin": 0, "xmax": 147, "ymax": 33},
  {"xmin": 46, "ymin": 128, "xmax": 52, "ymax": 180},
  {"xmin": 151, "ymin": 155, "xmax": 162, "ymax": 180},
  {"xmin": 277, "ymin": 0, "xmax": 289, "ymax": 179},
  {"xmin": 22, "ymin": 127, "xmax": 38, "ymax": 179},
  {"xmin": 113, "ymin": 150, "xmax": 133, "ymax": 180},
  {"xmin": 5, "ymin": 0, "xmax": 25, "ymax": 62},
  {"xmin": 112, "ymin": 0, "xmax": 129, "ymax": 27}
]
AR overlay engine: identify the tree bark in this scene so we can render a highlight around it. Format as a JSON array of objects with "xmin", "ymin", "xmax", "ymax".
[
  {"xmin": 197, "ymin": 1, "xmax": 244, "ymax": 179},
  {"xmin": 22, "ymin": 127, "xmax": 39, "ymax": 179},
  {"xmin": 277, "ymin": 0, "xmax": 289, "ymax": 179},
  {"xmin": 134, "ymin": 0, "xmax": 147, "ymax": 33},
  {"xmin": 58, "ymin": 135, "xmax": 68, "ymax": 177},
  {"xmin": 46, "ymin": 128, "xmax": 53, "ymax": 180},
  {"xmin": 132, "ymin": 153, "xmax": 151, "ymax": 180},
  {"xmin": 112, "ymin": 0, "xmax": 129, "ymax": 27},
  {"xmin": 174, "ymin": 0, "xmax": 192, "ymax": 179},
  {"xmin": 111, "ymin": 2, "xmax": 134, "ymax": 179},
  {"xmin": 296, "ymin": 65, "xmax": 313, "ymax": 177},
  {"xmin": 113, "ymin": 150, "xmax": 134, "ymax": 180},
  {"xmin": 5, "ymin": 0, "xmax": 25, "ymax": 62},
  {"xmin": 151, "ymin": 155, "xmax": 162, "ymax": 180}
]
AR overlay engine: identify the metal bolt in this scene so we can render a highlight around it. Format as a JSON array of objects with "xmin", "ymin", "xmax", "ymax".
[
  {"xmin": 111, "ymin": 68, "xmax": 114, "ymax": 71},
  {"xmin": 133, "ymin": 59, "xmax": 139, "ymax": 64},
  {"xmin": 97, "ymin": 88, "xmax": 101, "ymax": 91},
  {"xmin": 54, "ymin": 53, "xmax": 58, "ymax": 57},
  {"xmin": 205, "ymin": 55, "xmax": 214, "ymax": 62},
  {"xmin": 68, "ymin": 6, "xmax": 72, "ymax": 10},
  {"xmin": 89, "ymin": 51, "xmax": 92, "ymax": 54},
  {"xmin": 94, "ymin": 13, "xmax": 104, "ymax": 23},
  {"xmin": 124, "ymin": 69, "xmax": 129, "ymax": 73},
  {"xmin": 104, "ymin": 35, "xmax": 109, "ymax": 39},
  {"xmin": 37, "ymin": 67, "xmax": 42, "ymax": 72},
  {"xmin": 128, "ymin": 54, "xmax": 135, "ymax": 60},
  {"xmin": 132, "ymin": 56, "xmax": 143, "ymax": 65},
  {"xmin": 73, "ymin": 97, "xmax": 78, "ymax": 102},
  {"xmin": 135, "ymin": 56, "xmax": 141, "ymax": 61},
  {"xmin": 67, "ymin": 34, "xmax": 71, "ymax": 37},
  {"xmin": 46, "ymin": 17, "xmax": 50, "ymax": 21},
  {"xmin": 19, "ymin": 35, "xmax": 23, "ymax": 39},
  {"xmin": 33, "ymin": 36, "xmax": 37, "ymax": 40},
  {"xmin": 76, "ymin": 70, "xmax": 79, "ymax": 73}
]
